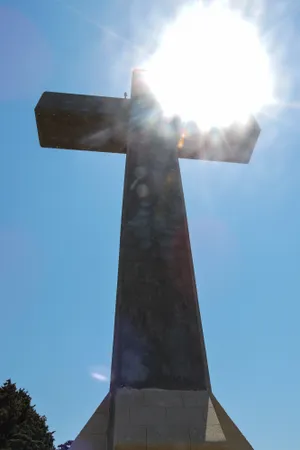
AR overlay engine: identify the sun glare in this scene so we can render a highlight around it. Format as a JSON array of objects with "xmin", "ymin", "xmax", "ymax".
[{"xmin": 143, "ymin": 1, "xmax": 274, "ymax": 130}]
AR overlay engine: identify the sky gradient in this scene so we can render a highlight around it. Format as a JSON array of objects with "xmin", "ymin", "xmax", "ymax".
[{"xmin": 1, "ymin": 0, "xmax": 300, "ymax": 448}]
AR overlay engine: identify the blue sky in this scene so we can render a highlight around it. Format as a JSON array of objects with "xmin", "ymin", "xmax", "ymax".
[{"xmin": 1, "ymin": 0, "xmax": 300, "ymax": 448}]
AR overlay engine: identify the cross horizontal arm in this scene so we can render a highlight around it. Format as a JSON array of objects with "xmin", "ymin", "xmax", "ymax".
[
  {"xmin": 181, "ymin": 115, "xmax": 261, "ymax": 163},
  {"xmin": 35, "ymin": 91, "xmax": 260, "ymax": 163},
  {"xmin": 35, "ymin": 91, "xmax": 129, "ymax": 154}
]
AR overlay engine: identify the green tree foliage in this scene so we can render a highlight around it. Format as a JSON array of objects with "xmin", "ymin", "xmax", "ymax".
[
  {"xmin": 0, "ymin": 379, "xmax": 55, "ymax": 450},
  {"xmin": 57, "ymin": 440, "xmax": 73, "ymax": 450}
]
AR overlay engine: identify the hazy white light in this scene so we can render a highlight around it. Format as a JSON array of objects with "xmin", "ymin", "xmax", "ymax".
[
  {"xmin": 91, "ymin": 372, "xmax": 108, "ymax": 382},
  {"xmin": 90, "ymin": 365, "xmax": 110, "ymax": 382},
  {"xmin": 144, "ymin": 1, "xmax": 274, "ymax": 129}
]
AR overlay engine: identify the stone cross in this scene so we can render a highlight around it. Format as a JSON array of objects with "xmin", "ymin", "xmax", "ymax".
[{"xmin": 35, "ymin": 69, "xmax": 260, "ymax": 450}]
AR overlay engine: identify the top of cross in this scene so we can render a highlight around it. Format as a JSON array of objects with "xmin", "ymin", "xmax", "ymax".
[{"xmin": 34, "ymin": 69, "xmax": 260, "ymax": 163}]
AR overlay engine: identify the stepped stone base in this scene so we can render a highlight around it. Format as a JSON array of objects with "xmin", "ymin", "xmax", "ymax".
[{"xmin": 70, "ymin": 389, "xmax": 253, "ymax": 450}]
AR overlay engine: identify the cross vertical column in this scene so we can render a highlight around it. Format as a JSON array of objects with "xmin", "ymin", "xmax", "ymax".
[
  {"xmin": 110, "ymin": 70, "xmax": 210, "ymax": 393},
  {"xmin": 109, "ymin": 71, "xmax": 228, "ymax": 450}
]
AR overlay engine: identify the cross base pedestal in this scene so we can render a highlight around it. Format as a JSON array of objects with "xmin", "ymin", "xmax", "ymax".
[{"xmin": 70, "ymin": 389, "xmax": 253, "ymax": 450}]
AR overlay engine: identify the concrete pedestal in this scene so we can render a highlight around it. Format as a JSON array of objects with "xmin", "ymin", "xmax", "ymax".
[{"xmin": 71, "ymin": 389, "xmax": 253, "ymax": 450}]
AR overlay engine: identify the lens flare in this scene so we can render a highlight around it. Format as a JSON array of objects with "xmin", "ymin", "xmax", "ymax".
[{"xmin": 143, "ymin": 1, "xmax": 274, "ymax": 130}]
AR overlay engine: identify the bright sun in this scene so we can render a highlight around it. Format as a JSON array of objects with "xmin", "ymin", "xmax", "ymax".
[{"xmin": 143, "ymin": 1, "xmax": 274, "ymax": 130}]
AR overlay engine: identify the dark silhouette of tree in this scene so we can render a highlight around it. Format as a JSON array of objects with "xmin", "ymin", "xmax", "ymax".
[
  {"xmin": 0, "ymin": 379, "xmax": 55, "ymax": 450},
  {"xmin": 57, "ymin": 440, "xmax": 73, "ymax": 450}
]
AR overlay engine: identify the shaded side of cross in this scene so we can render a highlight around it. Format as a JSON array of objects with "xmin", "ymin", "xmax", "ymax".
[{"xmin": 35, "ymin": 69, "xmax": 260, "ymax": 392}]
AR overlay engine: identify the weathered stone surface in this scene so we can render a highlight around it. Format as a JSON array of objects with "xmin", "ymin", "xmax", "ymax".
[
  {"xmin": 110, "ymin": 84, "xmax": 210, "ymax": 391},
  {"xmin": 114, "ymin": 425, "xmax": 147, "ymax": 450},
  {"xmin": 115, "ymin": 387, "xmax": 144, "ymax": 409},
  {"xmin": 183, "ymin": 390, "xmax": 208, "ymax": 408},
  {"xmin": 130, "ymin": 405, "xmax": 166, "ymax": 426},
  {"xmin": 144, "ymin": 388, "xmax": 183, "ymax": 407},
  {"xmin": 112, "ymin": 388, "xmax": 229, "ymax": 450},
  {"xmin": 205, "ymin": 424, "xmax": 226, "ymax": 443},
  {"xmin": 190, "ymin": 426, "xmax": 205, "ymax": 446},
  {"xmin": 165, "ymin": 406, "xmax": 204, "ymax": 426},
  {"xmin": 147, "ymin": 424, "xmax": 190, "ymax": 450}
]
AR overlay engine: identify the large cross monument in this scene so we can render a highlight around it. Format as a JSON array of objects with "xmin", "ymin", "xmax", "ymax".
[{"xmin": 35, "ymin": 69, "xmax": 260, "ymax": 450}]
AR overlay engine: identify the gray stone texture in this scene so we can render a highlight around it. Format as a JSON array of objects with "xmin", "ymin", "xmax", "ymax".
[{"xmin": 112, "ymin": 388, "xmax": 227, "ymax": 450}]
